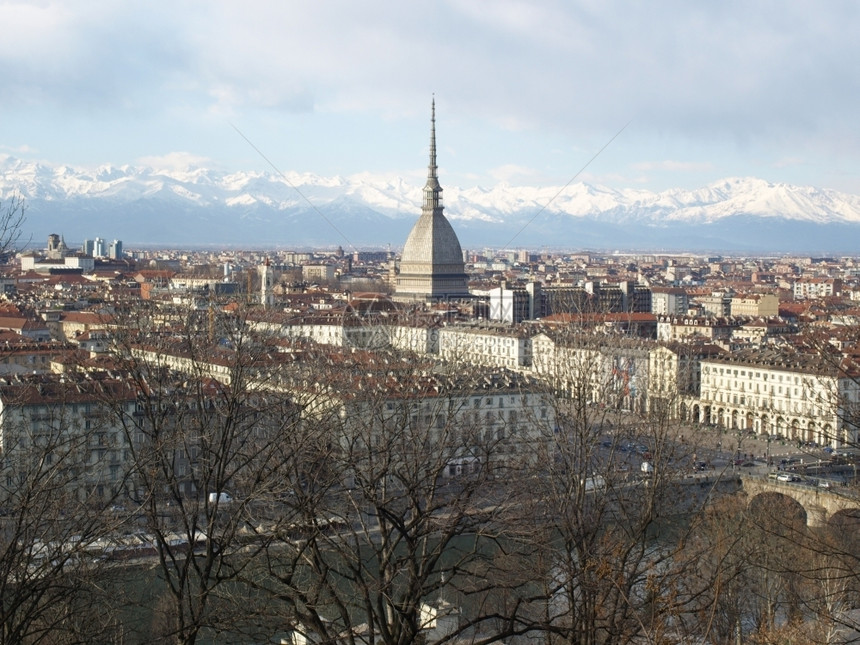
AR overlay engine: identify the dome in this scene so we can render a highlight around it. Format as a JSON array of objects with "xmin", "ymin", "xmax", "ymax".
[{"xmin": 400, "ymin": 211, "xmax": 465, "ymax": 269}]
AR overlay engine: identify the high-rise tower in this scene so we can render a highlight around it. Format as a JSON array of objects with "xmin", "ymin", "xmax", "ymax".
[
  {"xmin": 394, "ymin": 99, "xmax": 470, "ymax": 303},
  {"xmin": 259, "ymin": 258, "xmax": 274, "ymax": 308}
]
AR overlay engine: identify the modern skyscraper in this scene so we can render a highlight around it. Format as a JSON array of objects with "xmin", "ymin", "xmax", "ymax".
[
  {"xmin": 394, "ymin": 100, "xmax": 470, "ymax": 303},
  {"xmin": 109, "ymin": 240, "xmax": 123, "ymax": 259}
]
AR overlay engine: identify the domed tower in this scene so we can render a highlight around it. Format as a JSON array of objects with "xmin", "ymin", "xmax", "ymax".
[{"xmin": 394, "ymin": 99, "xmax": 470, "ymax": 303}]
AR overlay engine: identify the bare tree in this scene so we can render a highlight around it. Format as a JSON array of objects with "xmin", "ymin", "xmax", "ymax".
[
  {"xmin": 517, "ymin": 324, "xmax": 715, "ymax": 645},
  {"xmin": 100, "ymin": 300, "xmax": 309, "ymax": 644},
  {"xmin": 0, "ymin": 374, "xmax": 130, "ymax": 644},
  {"xmin": 0, "ymin": 193, "xmax": 26, "ymax": 257},
  {"xmin": 238, "ymin": 347, "xmax": 556, "ymax": 645}
]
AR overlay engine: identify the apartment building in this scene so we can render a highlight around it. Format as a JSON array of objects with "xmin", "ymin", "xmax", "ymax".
[
  {"xmin": 656, "ymin": 316, "xmax": 742, "ymax": 342},
  {"xmin": 387, "ymin": 322, "xmax": 441, "ymax": 355},
  {"xmin": 531, "ymin": 332, "xmax": 649, "ymax": 412},
  {"xmin": 793, "ymin": 278, "xmax": 842, "ymax": 299},
  {"xmin": 308, "ymin": 369, "xmax": 556, "ymax": 480},
  {"xmin": 249, "ymin": 310, "xmax": 389, "ymax": 350},
  {"xmin": 651, "ymin": 287, "xmax": 689, "ymax": 316},
  {"xmin": 438, "ymin": 324, "xmax": 534, "ymax": 370},
  {"xmin": 0, "ymin": 373, "xmax": 138, "ymax": 501},
  {"xmin": 647, "ymin": 342, "xmax": 725, "ymax": 419},
  {"xmin": 730, "ymin": 293, "xmax": 779, "ymax": 317},
  {"xmin": 696, "ymin": 348, "xmax": 860, "ymax": 446}
]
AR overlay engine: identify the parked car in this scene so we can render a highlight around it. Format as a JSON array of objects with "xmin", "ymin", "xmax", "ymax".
[{"xmin": 776, "ymin": 473, "xmax": 801, "ymax": 482}]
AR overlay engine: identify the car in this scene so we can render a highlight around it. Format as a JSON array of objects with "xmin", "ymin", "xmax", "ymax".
[
  {"xmin": 823, "ymin": 446, "xmax": 834, "ymax": 454},
  {"xmin": 776, "ymin": 473, "xmax": 801, "ymax": 482},
  {"xmin": 693, "ymin": 461, "xmax": 708, "ymax": 471},
  {"xmin": 818, "ymin": 479, "xmax": 835, "ymax": 489}
]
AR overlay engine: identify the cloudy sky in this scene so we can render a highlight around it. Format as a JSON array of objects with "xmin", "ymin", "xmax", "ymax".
[{"xmin": 2, "ymin": 1, "xmax": 859, "ymax": 194}]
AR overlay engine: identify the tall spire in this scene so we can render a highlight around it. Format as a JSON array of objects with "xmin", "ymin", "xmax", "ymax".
[
  {"xmin": 429, "ymin": 97, "xmax": 437, "ymax": 179},
  {"xmin": 423, "ymin": 96, "xmax": 442, "ymax": 212},
  {"xmin": 394, "ymin": 96, "xmax": 470, "ymax": 303}
]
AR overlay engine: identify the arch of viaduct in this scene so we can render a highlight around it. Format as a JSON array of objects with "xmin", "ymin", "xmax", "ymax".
[{"xmin": 740, "ymin": 475, "xmax": 859, "ymax": 527}]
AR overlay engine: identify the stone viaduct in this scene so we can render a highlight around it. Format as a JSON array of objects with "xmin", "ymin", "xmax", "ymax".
[{"xmin": 740, "ymin": 474, "xmax": 860, "ymax": 527}]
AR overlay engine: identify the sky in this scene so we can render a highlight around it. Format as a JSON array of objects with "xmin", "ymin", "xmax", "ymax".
[{"xmin": 2, "ymin": 1, "xmax": 860, "ymax": 195}]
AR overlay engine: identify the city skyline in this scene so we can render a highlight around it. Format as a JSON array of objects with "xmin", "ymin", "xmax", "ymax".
[{"xmin": 2, "ymin": 2, "xmax": 860, "ymax": 197}]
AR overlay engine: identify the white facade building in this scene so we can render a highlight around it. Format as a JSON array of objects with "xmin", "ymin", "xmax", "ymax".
[
  {"xmin": 695, "ymin": 349, "xmax": 860, "ymax": 446},
  {"xmin": 438, "ymin": 324, "xmax": 533, "ymax": 370}
]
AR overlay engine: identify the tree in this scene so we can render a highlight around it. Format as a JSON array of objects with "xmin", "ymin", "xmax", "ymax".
[
  {"xmin": 520, "ymin": 325, "xmax": 714, "ymax": 645},
  {"xmin": 241, "ymin": 347, "xmax": 556, "ymax": 645},
  {"xmin": 102, "ymin": 300, "xmax": 309, "ymax": 644},
  {"xmin": 0, "ymin": 374, "xmax": 130, "ymax": 644},
  {"xmin": 0, "ymin": 193, "xmax": 26, "ymax": 258}
]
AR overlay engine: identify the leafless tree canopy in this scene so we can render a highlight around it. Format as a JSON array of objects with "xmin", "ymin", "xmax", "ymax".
[{"xmin": 0, "ymin": 194, "xmax": 26, "ymax": 257}]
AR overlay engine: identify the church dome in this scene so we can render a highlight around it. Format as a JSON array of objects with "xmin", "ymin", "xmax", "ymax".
[{"xmin": 400, "ymin": 211, "xmax": 464, "ymax": 269}]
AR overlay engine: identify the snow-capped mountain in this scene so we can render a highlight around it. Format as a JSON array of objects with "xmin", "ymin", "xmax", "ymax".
[{"xmin": 2, "ymin": 156, "xmax": 860, "ymax": 252}]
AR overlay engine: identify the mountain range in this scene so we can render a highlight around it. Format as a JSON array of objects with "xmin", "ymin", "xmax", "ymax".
[{"xmin": 2, "ymin": 156, "xmax": 860, "ymax": 253}]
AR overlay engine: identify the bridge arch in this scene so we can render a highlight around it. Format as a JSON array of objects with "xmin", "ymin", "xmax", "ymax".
[
  {"xmin": 747, "ymin": 490, "xmax": 808, "ymax": 527},
  {"xmin": 828, "ymin": 507, "xmax": 860, "ymax": 529},
  {"xmin": 740, "ymin": 475, "xmax": 859, "ymax": 528}
]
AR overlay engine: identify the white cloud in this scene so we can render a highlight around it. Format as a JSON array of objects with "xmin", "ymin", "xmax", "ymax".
[
  {"xmin": 1, "ymin": 1, "xmax": 859, "ymax": 193},
  {"xmin": 136, "ymin": 152, "xmax": 215, "ymax": 172},
  {"xmin": 488, "ymin": 164, "xmax": 543, "ymax": 184},
  {"xmin": 0, "ymin": 144, "xmax": 37, "ymax": 155}
]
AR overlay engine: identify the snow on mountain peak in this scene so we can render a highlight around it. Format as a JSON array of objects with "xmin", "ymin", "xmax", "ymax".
[{"xmin": 3, "ymin": 157, "xmax": 860, "ymax": 250}]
